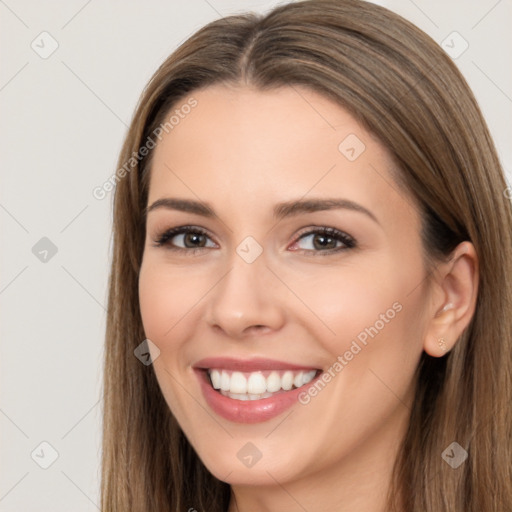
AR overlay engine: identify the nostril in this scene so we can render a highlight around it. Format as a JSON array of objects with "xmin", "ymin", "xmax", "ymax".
[{"xmin": 249, "ymin": 325, "xmax": 269, "ymax": 334}]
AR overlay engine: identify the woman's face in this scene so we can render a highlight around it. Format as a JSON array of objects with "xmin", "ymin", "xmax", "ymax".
[{"xmin": 138, "ymin": 84, "xmax": 433, "ymax": 489}]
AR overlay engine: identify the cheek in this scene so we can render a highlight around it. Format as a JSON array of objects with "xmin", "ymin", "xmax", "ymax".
[
  {"xmin": 286, "ymin": 268, "xmax": 425, "ymax": 464},
  {"xmin": 288, "ymin": 257, "xmax": 405, "ymax": 350},
  {"xmin": 139, "ymin": 264, "xmax": 169, "ymax": 341},
  {"xmin": 289, "ymin": 251, "xmax": 427, "ymax": 385},
  {"xmin": 138, "ymin": 261, "xmax": 199, "ymax": 418},
  {"xmin": 138, "ymin": 260, "xmax": 199, "ymax": 343}
]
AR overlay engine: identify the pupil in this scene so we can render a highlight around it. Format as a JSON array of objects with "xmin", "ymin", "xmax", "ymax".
[
  {"xmin": 314, "ymin": 234, "xmax": 335, "ymax": 250},
  {"xmin": 185, "ymin": 233, "xmax": 205, "ymax": 247}
]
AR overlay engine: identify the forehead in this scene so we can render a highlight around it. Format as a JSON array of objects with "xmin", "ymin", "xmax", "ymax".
[
  {"xmin": 152, "ymin": 84, "xmax": 376, "ymax": 171},
  {"xmin": 147, "ymin": 84, "xmax": 417, "ymax": 227}
]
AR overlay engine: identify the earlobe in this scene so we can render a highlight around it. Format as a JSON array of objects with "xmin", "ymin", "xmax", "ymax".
[
  {"xmin": 424, "ymin": 310, "xmax": 455, "ymax": 357},
  {"xmin": 425, "ymin": 304, "xmax": 455, "ymax": 356}
]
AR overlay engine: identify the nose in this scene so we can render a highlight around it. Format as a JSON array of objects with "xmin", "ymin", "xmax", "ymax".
[{"xmin": 204, "ymin": 251, "xmax": 286, "ymax": 339}]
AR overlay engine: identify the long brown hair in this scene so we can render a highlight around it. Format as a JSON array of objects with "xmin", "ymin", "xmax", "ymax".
[{"xmin": 101, "ymin": 1, "xmax": 512, "ymax": 510}]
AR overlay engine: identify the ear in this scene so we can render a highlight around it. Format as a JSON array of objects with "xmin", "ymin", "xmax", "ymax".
[{"xmin": 423, "ymin": 241, "xmax": 479, "ymax": 357}]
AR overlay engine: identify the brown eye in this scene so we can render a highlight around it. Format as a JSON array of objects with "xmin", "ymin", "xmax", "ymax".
[
  {"xmin": 182, "ymin": 232, "xmax": 208, "ymax": 248},
  {"xmin": 153, "ymin": 226, "xmax": 216, "ymax": 252},
  {"xmin": 291, "ymin": 227, "xmax": 356, "ymax": 255}
]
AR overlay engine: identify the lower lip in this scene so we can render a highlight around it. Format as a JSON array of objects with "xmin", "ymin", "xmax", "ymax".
[{"xmin": 195, "ymin": 370, "xmax": 319, "ymax": 424}]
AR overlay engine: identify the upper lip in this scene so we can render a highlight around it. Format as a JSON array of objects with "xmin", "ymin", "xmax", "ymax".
[{"xmin": 194, "ymin": 357, "xmax": 319, "ymax": 372}]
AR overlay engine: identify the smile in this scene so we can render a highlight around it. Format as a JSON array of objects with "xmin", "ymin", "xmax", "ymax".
[{"xmin": 194, "ymin": 357, "xmax": 322, "ymax": 423}]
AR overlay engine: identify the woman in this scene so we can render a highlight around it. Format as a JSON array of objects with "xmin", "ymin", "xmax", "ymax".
[{"xmin": 101, "ymin": 0, "xmax": 512, "ymax": 510}]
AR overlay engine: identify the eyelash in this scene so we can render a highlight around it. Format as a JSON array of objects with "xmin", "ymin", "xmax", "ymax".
[{"xmin": 151, "ymin": 225, "xmax": 356, "ymax": 256}]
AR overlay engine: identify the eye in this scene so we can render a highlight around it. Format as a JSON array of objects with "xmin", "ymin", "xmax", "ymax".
[
  {"xmin": 151, "ymin": 225, "xmax": 356, "ymax": 256},
  {"xmin": 152, "ymin": 226, "xmax": 216, "ymax": 253},
  {"xmin": 289, "ymin": 226, "xmax": 356, "ymax": 255}
]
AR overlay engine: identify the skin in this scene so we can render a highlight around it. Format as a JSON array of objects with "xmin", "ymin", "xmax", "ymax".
[{"xmin": 138, "ymin": 84, "xmax": 479, "ymax": 512}]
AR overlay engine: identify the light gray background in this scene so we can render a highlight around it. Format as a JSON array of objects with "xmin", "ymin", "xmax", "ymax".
[{"xmin": 1, "ymin": 0, "xmax": 511, "ymax": 510}]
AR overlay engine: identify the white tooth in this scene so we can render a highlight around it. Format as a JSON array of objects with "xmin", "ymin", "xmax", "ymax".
[
  {"xmin": 303, "ymin": 370, "xmax": 317, "ymax": 385},
  {"xmin": 230, "ymin": 372, "xmax": 247, "ymax": 394},
  {"xmin": 247, "ymin": 372, "xmax": 267, "ymax": 394},
  {"xmin": 229, "ymin": 392, "xmax": 248, "ymax": 400},
  {"xmin": 220, "ymin": 371, "xmax": 231, "ymax": 391},
  {"xmin": 293, "ymin": 371, "xmax": 304, "ymax": 388},
  {"xmin": 267, "ymin": 371, "xmax": 281, "ymax": 392},
  {"xmin": 210, "ymin": 369, "xmax": 221, "ymax": 389},
  {"xmin": 282, "ymin": 371, "xmax": 294, "ymax": 390},
  {"xmin": 217, "ymin": 369, "xmax": 316, "ymax": 396}
]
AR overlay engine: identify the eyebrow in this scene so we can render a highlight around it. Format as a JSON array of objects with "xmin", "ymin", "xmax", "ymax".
[{"xmin": 144, "ymin": 197, "xmax": 379, "ymax": 225}]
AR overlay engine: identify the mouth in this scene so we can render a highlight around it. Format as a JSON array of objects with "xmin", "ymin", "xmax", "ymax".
[
  {"xmin": 193, "ymin": 357, "xmax": 322, "ymax": 423},
  {"xmin": 206, "ymin": 368, "xmax": 320, "ymax": 400}
]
